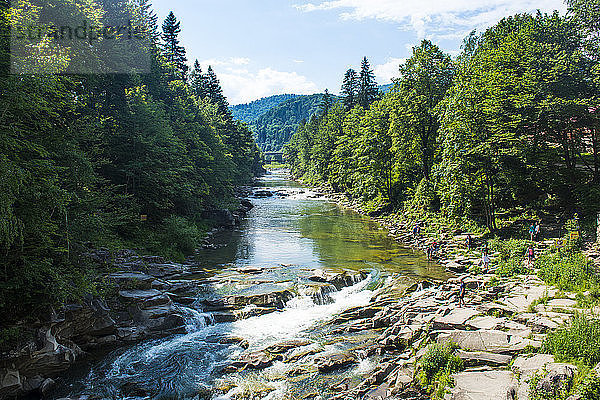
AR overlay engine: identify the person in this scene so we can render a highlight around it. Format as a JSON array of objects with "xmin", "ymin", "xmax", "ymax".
[
  {"xmin": 529, "ymin": 223, "xmax": 536, "ymax": 241},
  {"xmin": 458, "ymin": 278, "xmax": 466, "ymax": 307},
  {"xmin": 465, "ymin": 234, "xmax": 473, "ymax": 251},
  {"xmin": 525, "ymin": 245, "xmax": 535, "ymax": 266},
  {"xmin": 412, "ymin": 222, "xmax": 421, "ymax": 240},
  {"xmin": 427, "ymin": 244, "xmax": 434, "ymax": 260},
  {"xmin": 534, "ymin": 221, "xmax": 541, "ymax": 241},
  {"xmin": 481, "ymin": 251, "xmax": 490, "ymax": 270}
]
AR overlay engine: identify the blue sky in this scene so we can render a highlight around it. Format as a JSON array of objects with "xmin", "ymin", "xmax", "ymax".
[{"xmin": 152, "ymin": 0, "xmax": 566, "ymax": 104}]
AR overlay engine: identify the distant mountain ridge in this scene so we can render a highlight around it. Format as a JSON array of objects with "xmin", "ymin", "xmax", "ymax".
[
  {"xmin": 230, "ymin": 94, "xmax": 299, "ymax": 124},
  {"xmin": 232, "ymin": 84, "xmax": 392, "ymax": 152}
]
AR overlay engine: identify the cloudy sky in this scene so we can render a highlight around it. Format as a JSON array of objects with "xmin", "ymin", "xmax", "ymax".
[{"xmin": 152, "ymin": 0, "xmax": 567, "ymax": 105}]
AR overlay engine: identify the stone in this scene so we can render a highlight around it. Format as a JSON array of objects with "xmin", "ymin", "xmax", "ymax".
[
  {"xmin": 201, "ymin": 209, "xmax": 235, "ymax": 227},
  {"xmin": 107, "ymin": 272, "xmax": 155, "ymax": 289},
  {"xmin": 308, "ymin": 270, "xmax": 368, "ymax": 290},
  {"xmin": 466, "ymin": 316, "xmax": 505, "ymax": 330},
  {"xmin": 547, "ymin": 299, "xmax": 577, "ymax": 308},
  {"xmin": 313, "ymin": 352, "xmax": 357, "ymax": 372},
  {"xmin": 437, "ymin": 330, "xmax": 541, "ymax": 355},
  {"xmin": 0, "ymin": 369, "xmax": 22, "ymax": 395},
  {"xmin": 265, "ymin": 340, "xmax": 312, "ymax": 354},
  {"xmin": 535, "ymin": 365, "xmax": 577, "ymax": 396},
  {"xmin": 449, "ymin": 370, "xmax": 516, "ymax": 400},
  {"xmin": 118, "ymin": 289, "xmax": 163, "ymax": 302},
  {"xmin": 226, "ymin": 289, "xmax": 294, "ymax": 309},
  {"xmin": 432, "ymin": 307, "xmax": 480, "ymax": 330},
  {"xmin": 456, "ymin": 350, "xmax": 512, "ymax": 367}
]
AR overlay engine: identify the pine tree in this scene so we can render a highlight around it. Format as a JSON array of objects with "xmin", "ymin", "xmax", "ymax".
[
  {"xmin": 161, "ymin": 11, "xmax": 188, "ymax": 79},
  {"xmin": 341, "ymin": 69, "xmax": 358, "ymax": 110},
  {"xmin": 357, "ymin": 57, "xmax": 379, "ymax": 108},
  {"xmin": 206, "ymin": 66, "xmax": 231, "ymax": 117},
  {"xmin": 135, "ymin": 0, "xmax": 160, "ymax": 45},
  {"xmin": 319, "ymin": 89, "xmax": 332, "ymax": 116},
  {"xmin": 189, "ymin": 60, "xmax": 208, "ymax": 98}
]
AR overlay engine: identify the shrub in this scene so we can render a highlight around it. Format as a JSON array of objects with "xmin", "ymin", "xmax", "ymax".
[
  {"xmin": 162, "ymin": 215, "xmax": 201, "ymax": 257},
  {"xmin": 577, "ymin": 371, "xmax": 600, "ymax": 400},
  {"xmin": 496, "ymin": 258, "xmax": 529, "ymax": 277},
  {"xmin": 417, "ymin": 343, "xmax": 464, "ymax": 399},
  {"xmin": 489, "ymin": 238, "xmax": 530, "ymax": 263},
  {"xmin": 536, "ymin": 247, "xmax": 599, "ymax": 292},
  {"xmin": 543, "ymin": 313, "xmax": 600, "ymax": 366}
]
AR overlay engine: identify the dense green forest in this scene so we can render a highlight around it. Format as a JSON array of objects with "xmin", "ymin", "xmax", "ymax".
[
  {"xmin": 0, "ymin": 0, "xmax": 262, "ymax": 320},
  {"xmin": 230, "ymin": 94, "xmax": 299, "ymax": 124},
  {"xmin": 251, "ymin": 93, "xmax": 331, "ymax": 152},
  {"xmin": 285, "ymin": 6, "xmax": 600, "ymax": 234}
]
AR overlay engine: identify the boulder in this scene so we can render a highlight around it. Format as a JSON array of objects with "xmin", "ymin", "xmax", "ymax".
[
  {"xmin": 226, "ymin": 289, "xmax": 294, "ymax": 309},
  {"xmin": 449, "ymin": 370, "xmax": 516, "ymax": 400},
  {"xmin": 265, "ymin": 340, "xmax": 312, "ymax": 354},
  {"xmin": 437, "ymin": 330, "xmax": 541, "ymax": 355},
  {"xmin": 308, "ymin": 270, "xmax": 367, "ymax": 290},
  {"xmin": 313, "ymin": 352, "xmax": 357, "ymax": 373},
  {"xmin": 201, "ymin": 209, "xmax": 235, "ymax": 227},
  {"xmin": 432, "ymin": 307, "xmax": 480, "ymax": 330},
  {"xmin": 456, "ymin": 350, "xmax": 513, "ymax": 367}
]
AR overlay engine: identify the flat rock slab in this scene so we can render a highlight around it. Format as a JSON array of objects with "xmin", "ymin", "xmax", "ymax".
[
  {"xmin": 433, "ymin": 308, "xmax": 480, "ymax": 330},
  {"xmin": 437, "ymin": 330, "xmax": 541, "ymax": 355},
  {"xmin": 449, "ymin": 370, "xmax": 516, "ymax": 400},
  {"xmin": 467, "ymin": 316, "xmax": 505, "ymax": 330},
  {"xmin": 456, "ymin": 350, "xmax": 512, "ymax": 367},
  {"xmin": 118, "ymin": 289, "xmax": 163, "ymax": 302}
]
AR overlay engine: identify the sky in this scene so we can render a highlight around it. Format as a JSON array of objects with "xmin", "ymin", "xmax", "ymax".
[{"xmin": 152, "ymin": 0, "xmax": 567, "ymax": 105}]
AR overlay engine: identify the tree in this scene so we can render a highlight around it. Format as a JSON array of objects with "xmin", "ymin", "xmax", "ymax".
[
  {"xmin": 189, "ymin": 60, "xmax": 208, "ymax": 98},
  {"xmin": 161, "ymin": 11, "xmax": 188, "ymax": 79},
  {"xmin": 205, "ymin": 66, "xmax": 231, "ymax": 117},
  {"xmin": 319, "ymin": 89, "xmax": 332, "ymax": 116},
  {"xmin": 341, "ymin": 69, "xmax": 358, "ymax": 110},
  {"xmin": 357, "ymin": 57, "xmax": 379, "ymax": 108},
  {"xmin": 396, "ymin": 40, "xmax": 454, "ymax": 182}
]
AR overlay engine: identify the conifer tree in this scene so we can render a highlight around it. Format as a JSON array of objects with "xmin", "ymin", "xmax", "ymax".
[
  {"xmin": 319, "ymin": 89, "xmax": 332, "ymax": 116},
  {"xmin": 341, "ymin": 69, "xmax": 358, "ymax": 110},
  {"xmin": 206, "ymin": 66, "xmax": 231, "ymax": 117},
  {"xmin": 357, "ymin": 57, "xmax": 379, "ymax": 108},
  {"xmin": 161, "ymin": 11, "xmax": 188, "ymax": 79},
  {"xmin": 135, "ymin": 0, "xmax": 160, "ymax": 45},
  {"xmin": 189, "ymin": 60, "xmax": 208, "ymax": 98}
]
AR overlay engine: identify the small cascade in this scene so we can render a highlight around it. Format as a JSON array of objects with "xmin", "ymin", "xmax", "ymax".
[{"xmin": 178, "ymin": 306, "xmax": 212, "ymax": 332}]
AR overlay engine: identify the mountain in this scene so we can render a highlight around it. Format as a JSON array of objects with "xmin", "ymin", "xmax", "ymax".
[
  {"xmin": 230, "ymin": 94, "xmax": 299, "ymax": 124},
  {"xmin": 252, "ymin": 93, "xmax": 329, "ymax": 152}
]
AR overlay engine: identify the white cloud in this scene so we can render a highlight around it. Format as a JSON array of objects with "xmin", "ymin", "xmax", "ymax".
[
  {"xmin": 374, "ymin": 57, "xmax": 406, "ymax": 83},
  {"xmin": 295, "ymin": 0, "xmax": 567, "ymax": 39},
  {"xmin": 217, "ymin": 67, "xmax": 319, "ymax": 105},
  {"xmin": 198, "ymin": 57, "xmax": 250, "ymax": 67}
]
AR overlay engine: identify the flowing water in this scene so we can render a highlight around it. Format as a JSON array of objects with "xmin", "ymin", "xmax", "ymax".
[{"xmin": 55, "ymin": 170, "xmax": 449, "ymax": 400}]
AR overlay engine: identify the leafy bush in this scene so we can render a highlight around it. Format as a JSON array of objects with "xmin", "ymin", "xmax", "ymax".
[
  {"xmin": 489, "ymin": 238, "xmax": 530, "ymax": 263},
  {"xmin": 162, "ymin": 215, "xmax": 202, "ymax": 258},
  {"xmin": 496, "ymin": 258, "xmax": 529, "ymax": 277},
  {"xmin": 543, "ymin": 313, "xmax": 600, "ymax": 366},
  {"xmin": 577, "ymin": 371, "xmax": 600, "ymax": 400},
  {"xmin": 536, "ymin": 247, "xmax": 599, "ymax": 292},
  {"xmin": 528, "ymin": 369, "xmax": 571, "ymax": 400},
  {"xmin": 417, "ymin": 343, "xmax": 464, "ymax": 398}
]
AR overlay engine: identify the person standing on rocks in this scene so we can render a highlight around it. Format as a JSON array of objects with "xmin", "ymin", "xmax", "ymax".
[
  {"xmin": 458, "ymin": 278, "xmax": 466, "ymax": 307},
  {"xmin": 534, "ymin": 221, "xmax": 541, "ymax": 241},
  {"xmin": 481, "ymin": 250, "xmax": 490, "ymax": 271},
  {"xmin": 529, "ymin": 223, "xmax": 536, "ymax": 241},
  {"xmin": 525, "ymin": 244, "xmax": 535, "ymax": 267},
  {"xmin": 412, "ymin": 223, "xmax": 421, "ymax": 242},
  {"xmin": 465, "ymin": 234, "xmax": 473, "ymax": 251}
]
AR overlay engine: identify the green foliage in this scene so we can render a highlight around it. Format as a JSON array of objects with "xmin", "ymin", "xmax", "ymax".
[
  {"xmin": 230, "ymin": 94, "xmax": 298, "ymax": 123},
  {"xmin": 0, "ymin": 1, "xmax": 262, "ymax": 322},
  {"xmin": 536, "ymin": 247, "xmax": 599, "ymax": 292},
  {"xmin": 417, "ymin": 343, "xmax": 464, "ymax": 398},
  {"xmin": 488, "ymin": 238, "xmax": 530, "ymax": 276},
  {"xmin": 527, "ymin": 368, "xmax": 571, "ymax": 400},
  {"xmin": 577, "ymin": 371, "xmax": 600, "ymax": 400},
  {"xmin": 543, "ymin": 313, "xmax": 600, "ymax": 366}
]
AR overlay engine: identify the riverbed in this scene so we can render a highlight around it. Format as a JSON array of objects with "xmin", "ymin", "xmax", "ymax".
[{"xmin": 54, "ymin": 170, "xmax": 449, "ymax": 400}]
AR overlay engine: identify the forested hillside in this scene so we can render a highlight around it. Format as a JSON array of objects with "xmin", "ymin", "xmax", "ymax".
[
  {"xmin": 285, "ymin": 11, "xmax": 600, "ymax": 233},
  {"xmin": 0, "ymin": 1, "xmax": 262, "ymax": 320},
  {"xmin": 230, "ymin": 94, "xmax": 298, "ymax": 124},
  {"xmin": 252, "ymin": 93, "xmax": 334, "ymax": 151}
]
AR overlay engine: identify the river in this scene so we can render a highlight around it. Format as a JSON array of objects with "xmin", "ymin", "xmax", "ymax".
[{"xmin": 55, "ymin": 170, "xmax": 449, "ymax": 400}]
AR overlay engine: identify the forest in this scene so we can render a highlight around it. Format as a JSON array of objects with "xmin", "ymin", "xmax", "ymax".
[
  {"xmin": 285, "ymin": 3, "xmax": 600, "ymax": 236},
  {"xmin": 0, "ymin": 0, "xmax": 262, "ymax": 320}
]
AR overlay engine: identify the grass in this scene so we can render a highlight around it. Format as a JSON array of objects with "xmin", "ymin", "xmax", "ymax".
[
  {"xmin": 417, "ymin": 343, "xmax": 464, "ymax": 399},
  {"xmin": 536, "ymin": 245, "xmax": 600, "ymax": 293},
  {"xmin": 542, "ymin": 313, "xmax": 600, "ymax": 366}
]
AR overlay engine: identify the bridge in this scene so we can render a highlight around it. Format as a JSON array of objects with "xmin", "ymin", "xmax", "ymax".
[{"xmin": 263, "ymin": 151, "xmax": 284, "ymax": 162}]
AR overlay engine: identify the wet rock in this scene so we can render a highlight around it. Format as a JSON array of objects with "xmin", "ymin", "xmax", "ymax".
[
  {"xmin": 332, "ymin": 305, "xmax": 382, "ymax": 324},
  {"xmin": 265, "ymin": 340, "xmax": 312, "ymax": 354},
  {"xmin": 226, "ymin": 289, "xmax": 294, "ymax": 309},
  {"xmin": 308, "ymin": 270, "xmax": 368, "ymax": 290},
  {"xmin": 252, "ymin": 190, "xmax": 273, "ymax": 198},
  {"xmin": 236, "ymin": 266, "xmax": 265, "ymax": 275},
  {"xmin": 313, "ymin": 352, "xmax": 357, "ymax": 373},
  {"xmin": 201, "ymin": 209, "xmax": 235, "ymax": 227},
  {"xmin": 298, "ymin": 282, "xmax": 337, "ymax": 305},
  {"xmin": 217, "ymin": 336, "xmax": 249, "ymax": 349},
  {"xmin": 224, "ymin": 351, "xmax": 275, "ymax": 372},
  {"xmin": 240, "ymin": 198, "xmax": 254, "ymax": 210},
  {"xmin": 0, "ymin": 369, "xmax": 22, "ymax": 396},
  {"xmin": 233, "ymin": 305, "xmax": 277, "ymax": 319}
]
